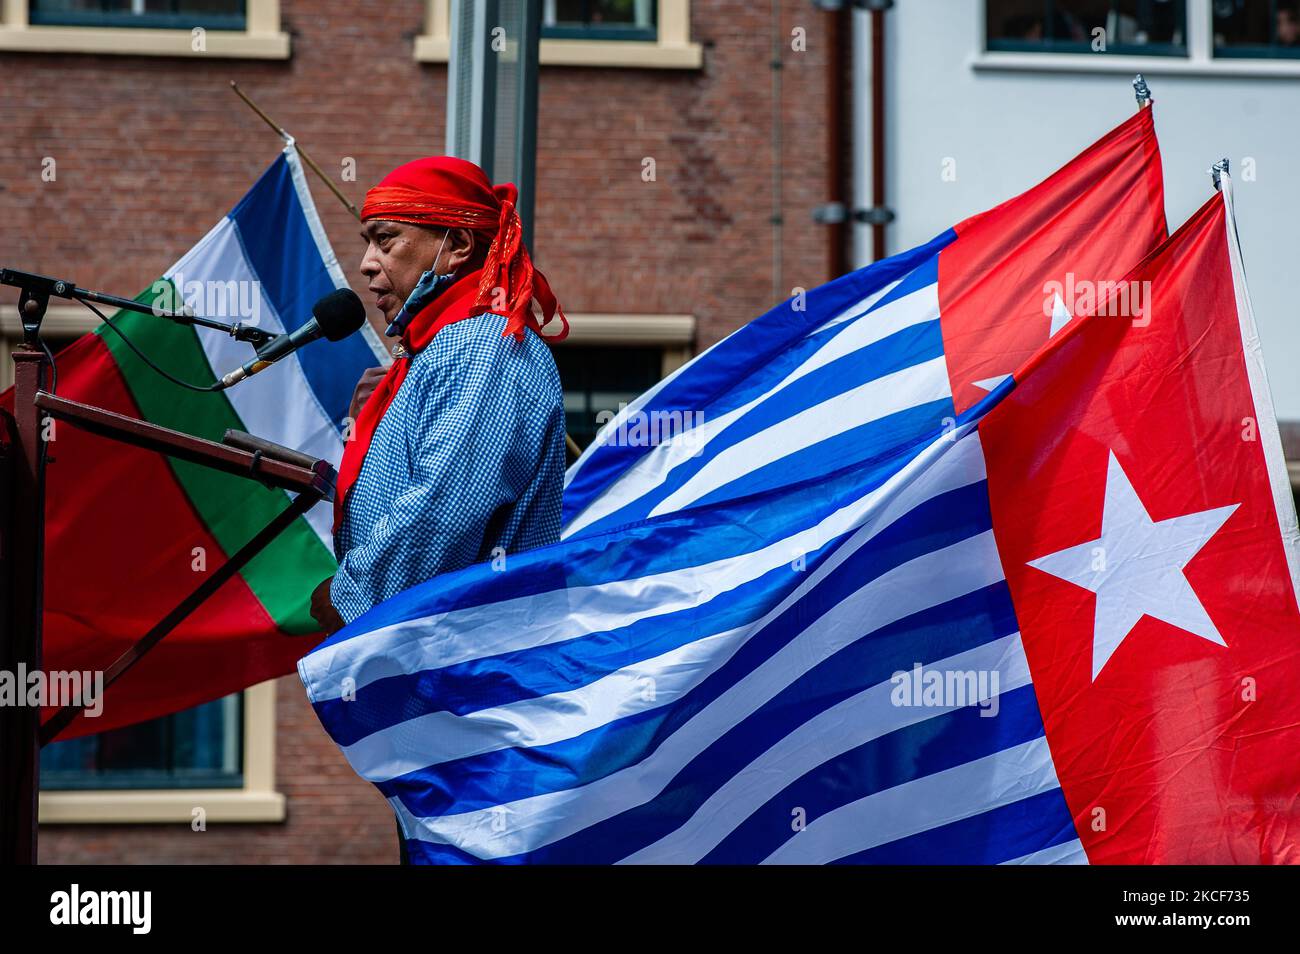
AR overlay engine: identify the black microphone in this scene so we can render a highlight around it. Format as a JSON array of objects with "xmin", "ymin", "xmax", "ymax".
[{"xmin": 218, "ymin": 288, "xmax": 366, "ymax": 390}]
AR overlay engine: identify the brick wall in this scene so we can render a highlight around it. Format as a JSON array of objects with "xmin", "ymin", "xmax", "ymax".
[
  {"xmin": 6, "ymin": 0, "xmax": 841, "ymax": 863},
  {"xmin": 39, "ymin": 677, "xmax": 396, "ymax": 864}
]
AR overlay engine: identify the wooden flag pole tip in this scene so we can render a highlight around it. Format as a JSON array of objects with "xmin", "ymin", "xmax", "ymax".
[{"xmin": 230, "ymin": 80, "xmax": 360, "ymax": 220}]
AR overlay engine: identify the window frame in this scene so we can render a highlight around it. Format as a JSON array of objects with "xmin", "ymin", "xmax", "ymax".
[
  {"xmin": 39, "ymin": 680, "xmax": 284, "ymax": 825},
  {"xmin": 974, "ymin": 0, "xmax": 1300, "ymax": 77},
  {"xmin": 0, "ymin": 0, "xmax": 289, "ymax": 58},
  {"xmin": 416, "ymin": 0, "xmax": 702, "ymax": 70}
]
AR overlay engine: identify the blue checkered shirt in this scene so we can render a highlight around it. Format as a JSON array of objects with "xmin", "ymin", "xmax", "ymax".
[{"xmin": 330, "ymin": 313, "xmax": 566, "ymax": 625}]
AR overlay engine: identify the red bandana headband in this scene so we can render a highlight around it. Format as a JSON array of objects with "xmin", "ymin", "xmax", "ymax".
[{"xmin": 359, "ymin": 157, "xmax": 568, "ymax": 343}]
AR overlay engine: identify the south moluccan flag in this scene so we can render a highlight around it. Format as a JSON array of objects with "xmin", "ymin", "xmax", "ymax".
[{"xmin": 1, "ymin": 145, "xmax": 388, "ymax": 738}]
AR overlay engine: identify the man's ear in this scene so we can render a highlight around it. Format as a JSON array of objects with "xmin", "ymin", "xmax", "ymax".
[{"xmin": 444, "ymin": 228, "xmax": 476, "ymax": 274}]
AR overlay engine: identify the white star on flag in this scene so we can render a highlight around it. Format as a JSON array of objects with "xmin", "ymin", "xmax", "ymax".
[
  {"xmin": 1027, "ymin": 451, "xmax": 1239, "ymax": 680},
  {"xmin": 971, "ymin": 293, "xmax": 1075, "ymax": 393}
]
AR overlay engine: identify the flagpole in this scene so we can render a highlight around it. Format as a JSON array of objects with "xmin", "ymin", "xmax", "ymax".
[
  {"xmin": 228, "ymin": 81, "xmax": 584, "ymax": 461},
  {"xmin": 1133, "ymin": 73, "xmax": 1152, "ymax": 108},
  {"xmin": 230, "ymin": 81, "xmax": 360, "ymax": 221},
  {"xmin": 1211, "ymin": 157, "xmax": 1229, "ymax": 192}
]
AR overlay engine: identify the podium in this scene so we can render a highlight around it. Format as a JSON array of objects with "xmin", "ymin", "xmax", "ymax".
[{"xmin": 0, "ymin": 341, "xmax": 336, "ymax": 865}]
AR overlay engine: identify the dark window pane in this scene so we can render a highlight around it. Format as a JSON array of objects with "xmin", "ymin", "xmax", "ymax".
[
  {"xmin": 40, "ymin": 694, "xmax": 243, "ymax": 790},
  {"xmin": 987, "ymin": 0, "xmax": 1187, "ymax": 55},
  {"xmin": 553, "ymin": 345, "xmax": 663, "ymax": 450},
  {"xmin": 29, "ymin": 0, "xmax": 247, "ymax": 31},
  {"xmin": 543, "ymin": 0, "xmax": 657, "ymax": 42},
  {"xmin": 1214, "ymin": 0, "xmax": 1300, "ymax": 58}
]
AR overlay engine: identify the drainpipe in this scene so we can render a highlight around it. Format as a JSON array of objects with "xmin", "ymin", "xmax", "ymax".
[
  {"xmin": 853, "ymin": 1, "xmax": 893, "ymax": 266},
  {"xmin": 813, "ymin": 0, "xmax": 892, "ymax": 273}
]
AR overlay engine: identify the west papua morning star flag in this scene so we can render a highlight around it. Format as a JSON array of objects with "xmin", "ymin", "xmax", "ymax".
[
  {"xmin": 297, "ymin": 111, "xmax": 1193, "ymax": 864},
  {"xmin": 980, "ymin": 174, "xmax": 1300, "ymax": 863},
  {"xmin": 560, "ymin": 107, "xmax": 1166, "ymax": 539},
  {"xmin": 0, "ymin": 146, "xmax": 389, "ymax": 738}
]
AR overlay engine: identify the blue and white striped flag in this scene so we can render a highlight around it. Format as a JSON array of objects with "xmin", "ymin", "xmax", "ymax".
[
  {"xmin": 299, "ymin": 112, "xmax": 1169, "ymax": 863},
  {"xmin": 298, "ymin": 243, "xmax": 1074, "ymax": 865}
]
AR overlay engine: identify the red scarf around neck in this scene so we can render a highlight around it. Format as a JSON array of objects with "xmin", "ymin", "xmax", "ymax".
[{"xmin": 332, "ymin": 266, "xmax": 538, "ymax": 533}]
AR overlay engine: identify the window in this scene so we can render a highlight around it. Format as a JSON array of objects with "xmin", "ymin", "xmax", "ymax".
[
  {"xmin": 41, "ymin": 694, "xmax": 242, "ymax": 791},
  {"xmin": 543, "ymin": 0, "xmax": 657, "ymax": 42},
  {"xmin": 555, "ymin": 345, "xmax": 665, "ymax": 449},
  {"xmin": 986, "ymin": 0, "xmax": 1188, "ymax": 56},
  {"xmin": 39, "ymin": 681, "xmax": 283, "ymax": 824},
  {"xmin": 1213, "ymin": 0, "xmax": 1300, "ymax": 58},
  {"xmin": 0, "ymin": 0, "xmax": 288, "ymax": 57},
  {"xmin": 416, "ymin": 0, "xmax": 701, "ymax": 69},
  {"xmin": 29, "ymin": 0, "xmax": 246, "ymax": 31},
  {"xmin": 978, "ymin": 0, "xmax": 1300, "ymax": 72}
]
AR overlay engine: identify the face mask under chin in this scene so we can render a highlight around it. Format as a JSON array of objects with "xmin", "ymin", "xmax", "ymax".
[{"xmin": 386, "ymin": 267, "xmax": 458, "ymax": 338}]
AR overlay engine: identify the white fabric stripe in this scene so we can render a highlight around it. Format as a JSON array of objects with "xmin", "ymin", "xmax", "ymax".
[
  {"xmin": 348, "ymin": 530, "xmax": 1004, "ymax": 783},
  {"xmin": 808, "ymin": 275, "xmax": 906, "ymax": 336},
  {"xmin": 562, "ymin": 277, "xmax": 931, "ymax": 537},
  {"xmin": 621, "ymin": 632, "xmax": 1032, "ymax": 864},
  {"xmin": 392, "ymin": 528, "xmax": 1005, "ymax": 859},
  {"xmin": 165, "ymin": 217, "xmax": 342, "ymax": 547},
  {"xmin": 564, "ymin": 337, "xmax": 721, "ymax": 487},
  {"xmin": 563, "ymin": 277, "xmax": 904, "ymax": 491},
  {"xmin": 1001, "ymin": 839, "xmax": 1089, "ymax": 865},
  {"xmin": 347, "ymin": 628, "xmax": 738, "ymax": 781},
  {"xmin": 760, "ymin": 736, "xmax": 1061, "ymax": 864},
  {"xmin": 650, "ymin": 354, "xmax": 949, "ymax": 517},
  {"xmin": 1220, "ymin": 175, "xmax": 1300, "ymax": 599},
  {"xmin": 284, "ymin": 145, "xmax": 391, "ymax": 366},
  {"xmin": 300, "ymin": 416, "xmax": 987, "ymax": 703}
]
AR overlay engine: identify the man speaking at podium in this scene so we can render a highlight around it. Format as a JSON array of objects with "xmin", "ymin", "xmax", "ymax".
[{"xmin": 308, "ymin": 157, "xmax": 569, "ymax": 635}]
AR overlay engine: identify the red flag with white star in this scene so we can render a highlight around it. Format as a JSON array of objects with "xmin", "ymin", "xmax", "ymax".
[{"xmin": 981, "ymin": 176, "xmax": 1300, "ymax": 863}]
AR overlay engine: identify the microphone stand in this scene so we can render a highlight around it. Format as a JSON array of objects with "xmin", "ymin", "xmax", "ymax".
[
  {"xmin": 0, "ymin": 268, "xmax": 333, "ymax": 865},
  {"xmin": 0, "ymin": 266, "xmax": 281, "ymax": 352}
]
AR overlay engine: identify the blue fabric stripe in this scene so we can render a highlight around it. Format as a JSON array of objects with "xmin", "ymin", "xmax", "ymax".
[
  {"xmin": 510, "ymin": 582, "xmax": 1019, "ymax": 865},
  {"xmin": 685, "ymin": 398, "xmax": 952, "ymax": 513},
  {"xmin": 831, "ymin": 787, "xmax": 1079, "ymax": 865},
  {"xmin": 561, "ymin": 228, "xmax": 957, "ymax": 525},
  {"xmin": 392, "ymin": 580, "xmax": 1019, "ymax": 864},
  {"xmin": 572, "ymin": 318, "xmax": 951, "ymax": 537},
  {"xmin": 384, "ymin": 569, "xmax": 1015, "ymax": 836},
  {"xmin": 228, "ymin": 154, "xmax": 375, "ymax": 428},
  {"xmin": 319, "ymin": 478, "xmax": 994, "ymax": 746},
  {"xmin": 699, "ymin": 683, "xmax": 1046, "ymax": 864},
  {"xmin": 310, "ymin": 402, "xmax": 970, "ymax": 656}
]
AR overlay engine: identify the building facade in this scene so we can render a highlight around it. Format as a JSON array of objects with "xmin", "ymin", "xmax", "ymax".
[
  {"xmin": 1, "ymin": 0, "xmax": 841, "ymax": 863},
  {"xmin": 2, "ymin": 0, "xmax": 1296, "ymax": 863}
]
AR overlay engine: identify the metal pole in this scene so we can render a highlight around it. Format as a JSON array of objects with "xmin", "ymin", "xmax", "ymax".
[
  {"xmin": 516, "ymin": 0, "xmax": 541, "ymax": 252},
  {"xmin": 850, "ymin": 5, "xmax": 872, "ymax": 267},
  {"xmin": 1, "ymin": 344, "xmax": 48, "ymax": 864},
  {"xmin": 1133, "ymin": 73, "xmax": 1152, "ymax": 108},
  {"xmin": 230, "ymin": 81, "xmax": 361, "ymax": 221}
]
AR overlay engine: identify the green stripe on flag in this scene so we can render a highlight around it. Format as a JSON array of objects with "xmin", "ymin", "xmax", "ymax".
[{"xmin": 97, "ymin": 280, "xmax": 335, "ymax": 634}]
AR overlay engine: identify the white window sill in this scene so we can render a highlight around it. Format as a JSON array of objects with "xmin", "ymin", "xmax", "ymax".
[
  {"xmin": 415, "ymin": 35, "xmax": 702, "ymax": 70},
  {"xmin": 557, "ymin": 313, "xmax": 696, "ymax": 345},
  {"xmin": 972, "ymin": 51, "xmax": 1300, "ymax": 79},
  {"xmin": 40, "ymin": 788, "xmax": 286, "ymax": 824},
  {"xmin": 0, "ymin": 25, "xmax": 290, "ymax": 59}
]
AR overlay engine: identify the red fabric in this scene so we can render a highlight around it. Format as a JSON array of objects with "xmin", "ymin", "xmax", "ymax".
[
  {"xmin": 938, "ymin": 107, "xmax": 1167, "ymax": 415},
  {"xmin": 983, "ymin": 193, "xmax": 1300, "ymax": 862},
  {"xmin": 332, "ymin": 267, "xmax": 486, "ymax": 533},
  {"xmin": 0, "ymin": 334, "xmax": 313, "ymax": 739},
  {"xmin": 360, "ymin": 156, "xmax": 569, "ymax": 344}
]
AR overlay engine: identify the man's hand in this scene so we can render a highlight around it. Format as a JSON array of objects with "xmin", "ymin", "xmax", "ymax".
[
  {"xmin": 348, "ymin": 366, "xmax": 389, "ymax": 424},
  {"xmin": 310, "ymin": 575, "xmax": 346, "ymax": 635}
]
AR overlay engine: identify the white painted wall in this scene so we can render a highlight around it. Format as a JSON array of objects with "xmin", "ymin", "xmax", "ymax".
[{"xmin": 883, "ymin": 0, "xmax": 1300, "ymax": 417}]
